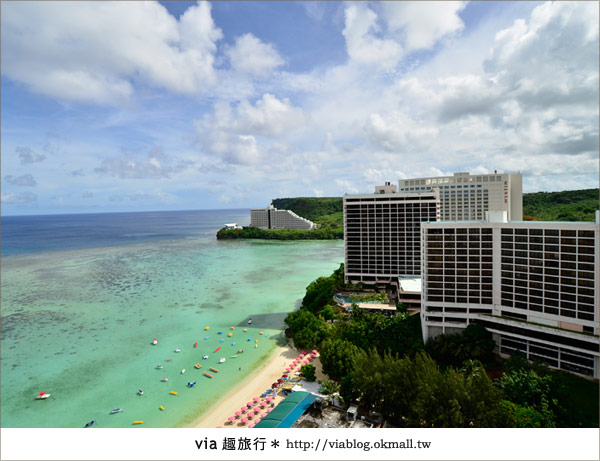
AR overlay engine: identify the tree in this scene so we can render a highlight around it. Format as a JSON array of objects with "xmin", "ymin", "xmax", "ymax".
[
  {"xmin": 320, "ymin": 379, "xmax": 340, "ymax": 403},
  {"xmin": 301, "ymin": 364, "xmax": 317, "ymax": 382},
  {"xmin": 319, "ymin": 338, "xmax": 360, "ymax": 380}
]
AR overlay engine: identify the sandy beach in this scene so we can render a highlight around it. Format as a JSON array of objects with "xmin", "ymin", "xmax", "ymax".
[{"xmin": 189, "ymin": 342, "xmax": 321, "ymax": 428}]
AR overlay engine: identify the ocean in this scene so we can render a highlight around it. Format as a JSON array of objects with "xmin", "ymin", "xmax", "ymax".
[{"xmin": 0, "ymin": 209, "xmax": 343, "ymax": 428}]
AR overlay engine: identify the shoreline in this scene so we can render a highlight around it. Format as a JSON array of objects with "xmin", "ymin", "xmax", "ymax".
[{"xmin": 187, "ymin": 341, "xmax": 301, "ymax": 428}]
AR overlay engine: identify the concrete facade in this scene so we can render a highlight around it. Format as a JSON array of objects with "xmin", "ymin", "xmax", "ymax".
[
  {"xmin": 250, "ymin": 205, "xmax": 316, "ymax": 230},
  {"xmin": 420, "ymin": 211, "xmax": 600, "ymax": 378},
  {"xmin": 398, "ymin": 172, "xmax": 523, "ymax": 221},
  {"xmin": 344, "ymin": 185, "xmax": 439, "ymax": 289}
]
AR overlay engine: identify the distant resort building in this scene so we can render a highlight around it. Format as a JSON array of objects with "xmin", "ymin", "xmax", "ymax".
[
  {"xmin": 343, "ymin": 183, "xmax": 439, "ymax": 290},
  {"xmin": 398, "ymin": 171, "xmax": 523, "ymax": 221},
  {"xmin": 223, "ymin": 223, "xmax": 242, "ymax": 230},
  {"xmin": 420, "ymin": 210, "xmax": 600, "ymax": 379},
  {"xmin": 250, "ymin": 205, "xmax": 316, "ymax": 230}
]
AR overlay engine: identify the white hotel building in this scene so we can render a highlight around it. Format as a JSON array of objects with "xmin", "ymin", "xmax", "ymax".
[
  {"xmin": 344, "ymin": 183, "xmax": 439, "ymax": 289},
  {"xmin": 399, "ymin": 172, "xmax": 523, "ymax": 221},
  {"xmin": 250, "ymin": 205, "xmax": 316, "ymax": 230},
  {"xmin": 420, "ymin": 211, "xmax": 600, "ymax": 378}
]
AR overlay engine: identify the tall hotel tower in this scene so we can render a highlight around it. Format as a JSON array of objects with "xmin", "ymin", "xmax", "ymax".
[
  {"xmin": 421, "ymin": 211, "xmax": 599, "ymax": 378},
  {"xmin": 398, "ymin": 171, "xmax": 522, "ymax": 221},
  {"xmin": 344, "ymin": 183, "xmax": 439, "ymax": 289}
]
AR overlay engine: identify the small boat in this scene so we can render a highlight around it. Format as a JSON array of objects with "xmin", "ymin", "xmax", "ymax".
[
  {"xmin": 161, "ymin": 377, "xmax": 168, "ymax": 382},
  {"xmin": 231, "ymin": 342, "xmax": 236, "ymax": 346},
  {"xmin": 181, "ymin": 369, "xmax": 186, "ymax": 374},
  {"xmin": 255, "ymin": 339, "xmax": 259, "ymax": 343},
  {"xmin": 203, "ymin": 355, "xmax": 209, "ymax": 359},
  {"xmin": 187, "ymin": 381, "xmax": 196, "ymax": 388},
  {"xmin": 174, "ymin": 348, "xmax": 181, "ymax": 353},
  {"xmin": 248, "ymin": 318, "xmax": 252, "ymax": 324},
  {"xmin": 204, "ymin": 326, "xmax": 210, "ymax": 330},
  {"xmin": 255, "ymin": 343, "xmax": 258, "ymax": 348},
  {"xmin": 237, "ymin": 349, "xmax": 244, "ymax": 354},
  {"xmin": 230, "ymin": 355, "xmax": 239, "ymax": 358},
  {"xmin": 218, "ymin": 331, "xmax": 222, "ymax": 335},
  {"xmin": 194, "ymin": 363, "xmax": 202, "ymax": 369},
  {"xmin": 219, "ymin": 357, "xmax": 226, "ymax": 363},
  {"xmin": 36, "ymin": 392, "xmax": 51, "ymax": 400},
  {"xmin": 84, "ymin": 420, "xmax": 96, "ymax": 428},
  {"xmin": 227, "ymin": 332, "xmax": 233, "ymax": 337},
  {"xmin": 110, "ymin": 408, "xmax": 122, "ymax": 414},
  {"xmin": 166, "ymin": 358, "xmax": 172, "ymax": 362},
  {"xmin": 230, "ymin": 326, "xmax": 235, "ymax": 330},
  {"xmin": 243, "ymin": 329, "xmax": 248, "ymax": 332},
  {"xmin": 247, "ymin": 338, "xmax": 252, "ymax": 341},
  {"xmin": 204, "ymin": 372, "xmax": 213, "ymax": 378},
  {"xmin": 209, "ymin": 367, "xmax": 219, "ymax": 373},
  {"xmin": 152, "ymin": 339, "xmax": 158, "ymax": 345},
  {"xmin": 259, "ymin": 331, "xmax": 264, "ymax": 335},
  {"xmin": 213, "ymin": 346, "xmax": 221, "ymax": 353},
  {"xmin": 133, "ymin": 421, "xmax": 144, "ymax": 425},
  {"xmin": 155, "ymin": 365, "xmax": 163, "ymax": 369},
  {"xmin": 194, "ymin": 342, "xmax": 198, "ymax": 348},
  {"xmin": 159, "ymin": 405, "xmax": 165, "ymax": 411},
  {"xmin": 137, "ymin": 389, "xmax": 144, "ymax": 395},
  {"xmin": 204, "ymin": 336, "xmax": 210, "ymax": 340},
  {"xmin": 170, "ymin": 391, "xmax": 178, "ymax": 395},
  {"xmin": 220, "ymin": 338, "xmax": 225, "ymax": 343}
]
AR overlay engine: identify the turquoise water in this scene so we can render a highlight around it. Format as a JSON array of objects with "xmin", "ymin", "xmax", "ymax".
[{"xmin": 1, "ymin": 213, "xmax": 343, "ymax": 428}]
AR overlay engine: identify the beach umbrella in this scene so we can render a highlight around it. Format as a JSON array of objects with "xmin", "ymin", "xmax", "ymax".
[
  {"xmin": 312, "ymin": 349, "xmax": 317, "ymax": 354},
  {"xmin": 300, "ymin": 352, "xmax": 306, "ymax": 356},
  {"xmin": 259, "ymin": 401, "xmax": 267, "ymax": 408},
  {"xmin": 216, "ymin": 426, "xmax": 223, "ymax": 428},
  {"xmin": 241, "ymin": 418, "xmax": 248, "ymax": 425},
  {"xmin": 285, "ymin": 368, "xmax": 291, "ymax": 372},
  {"xmin": 248, "ymin": 424, "xmax": 255, "ymax": 428},
  {"xmin": 261, "ymin": 412, "xmax": 268, "ymax": 418},
  {"xmin": 272, "ymin": 382, "xmax": 278, "ymax": 388},
  {"xmin": 246, "ymin": 401, "xmax": 253, "ymax": 407},
  {"xmin": 247, "ymin": 412, "xmax": 254, "ymax": 419},
  {"xmin": 266, "ymin": 397, "xmax": 273, "ymax": 402},
  {"xmin": 277, "ymin": 378, "xmax": 283, "ymax": 383},
  {"xmin": 235, "ymin": 411, "xmax": 241, "ymax": 417},
  {"xmin": 282, "ymin": 374, "xmax": 288, "ymax": 378},
  {"xmin": 228, "ymin": 416, "xmax": 235, "ymax": 423},
  {"xmin": 267, "ymin": 407, "xmax": 273, "ymax": 413},
  {"xmin": 253, "ymin": 396, "xmax": 260, "ymax": 402},
  {"xmin": 241, "ymin": 406, "xmax": 247, "ymax": 412}
]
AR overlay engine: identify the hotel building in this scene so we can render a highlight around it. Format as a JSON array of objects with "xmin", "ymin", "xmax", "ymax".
[
  {"xmin": 250, "ymin": 205, "xmax": 316, "ymax": 230},
  {"xmin": 421, "ymin": 211, "xmax": 600, "ymax": 378},
  {"xmin": 398, "ymin": 172, "xmax": 523, "ymax": 221},
  {"xmin": 344, "ymin": 183, "xmax": 439, "ymax": 289}
]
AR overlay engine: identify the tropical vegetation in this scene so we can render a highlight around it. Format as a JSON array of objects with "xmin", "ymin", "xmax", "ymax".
[{"xmin": 284, "ymin": 264, "xmax": 599, "ymax": 428}]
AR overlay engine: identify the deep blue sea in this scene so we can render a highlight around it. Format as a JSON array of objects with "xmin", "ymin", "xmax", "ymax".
[
  {"xmin": 1, "ymin": 209, "xmax": 344, "ymax": 427},
  {"xmin": 1, "ymin": 209, "xmax": 249, "ymax": 256}
]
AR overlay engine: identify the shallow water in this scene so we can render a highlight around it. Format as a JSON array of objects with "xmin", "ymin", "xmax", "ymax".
[{"xmin": 1, "ymin": 211, "xmax": 343, "ymax": 427}]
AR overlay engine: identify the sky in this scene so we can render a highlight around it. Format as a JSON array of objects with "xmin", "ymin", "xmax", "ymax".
[{"xmin": 1, "ymin": 1, "xmax": 598, "ymax": 215}]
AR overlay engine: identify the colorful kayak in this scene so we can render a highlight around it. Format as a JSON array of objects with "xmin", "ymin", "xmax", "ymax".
[
  {"xmin": 159, "ymin": 406, "xmax": 165, "ymax": 411},
  {"xmin": 133, "ymin": 421, "xmax": 144, "ymax": 425},
  {"xmin": 204, "ymin": 372, "xmax": 213, "ymax": 378},
  {"xmin": 36, "ymin": 392, "xmax": 51, "ymax": 399},
  {"xmin": 194, "ymin": 342, "xmax": 198, "ymax": 348},
  {"xmin": 227, "ymin": 332, "xmax": 233, "ymax": 337},
  {"xmin": 214, "ymin": 346, "xmax": 221, "ymax": 353},
  {"xmin": 231, "ymin": 355, "xmax": 239, "ymax": 358},
  {"xmin": 170, "ymin": 391, "xmax": 178, "ymax": 395},
  {"xmin": 110, "ymin": 408, "xmax": 122, "ymax": 414},
  {"xmin": 204, "ymin": 326, "xmax": 210, "ymax": 330},
  {"xmin": 220, "ymin": 338, "xmax": 225, "ymax": 342},
  {"xmin": 194, "ymin": 363, "xmax": 202, "ymax": 369},
  {"xmin": 209, "ymin": 367, "xmax": 219, "ymax": 373}
]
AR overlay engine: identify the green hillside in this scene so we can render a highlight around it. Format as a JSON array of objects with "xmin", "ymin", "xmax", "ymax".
[
  {"xmin": 523, "ymin": 188, "xmax": 598, "ymax": 222},
  {"xmin": 271, "ymin": 197, "xmax": 343, "ymax": 229}
]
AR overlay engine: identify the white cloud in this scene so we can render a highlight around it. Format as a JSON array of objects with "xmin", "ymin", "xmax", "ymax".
[
  {"xmin": 95, "ymin": 147, "xmax": 192, "ymax": 179},
  {"xmin": 226, "ymin": 34, "xmax": 284, "ymax": 76},
  {"xmin": 1, "ymin": 1, "xmax": 222, "ymax": 105},
  {"xmin": 363, "ymin": 110, "xmax": 439, "ymax": 152},
  {"xmin": 1, "ymin": 192, "xmax": 37, "ymax": 204},
  {"xmin": 3, "ymin": 174, "xmax": 37, "ymax": 187},
  {"xmin": 16, "ymin": 146, "xmax": 46, "ymax": 164},
  {"xmin": 381, "ymin": 1, "xmax": 467, "ymax": 51},
  {"xmin": 342, "ymin": 3, "xmax": 403, "ymax": 69},
  {"xmin": 335, "ymin": 178, "xmax": 358, "ymax": 194}
]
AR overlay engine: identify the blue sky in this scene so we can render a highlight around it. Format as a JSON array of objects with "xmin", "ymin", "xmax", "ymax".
[{"xmin": 1, "ymin": 1, "xmax": 598, "ymax": 215}]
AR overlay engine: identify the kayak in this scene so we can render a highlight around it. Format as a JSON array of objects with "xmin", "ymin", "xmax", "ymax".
[
  {"xmin": 213, "ymin": 346, "xmax": 221, "ymax": 353},
  {"xmin": 194, "ymin": 342, "xmax": 198, "ymax": 348},
  {"xmin": 133, "ymin": 421, "xmax": 144, "ymax": 425}
]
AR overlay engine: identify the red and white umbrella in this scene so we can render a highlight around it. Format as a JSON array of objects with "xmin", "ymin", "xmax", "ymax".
[
  {"xmin": 228, "ymin": 416, "xmax": 235, "ymax": 422},
  {"xmin": 235, "ymin": 411, "xmax": 241, "ymax": 417},
  {"xmin": 259, "ymin": 401, "xmax": 267, "ymax": 407},
  {"xmin": 266, "ymin": 397, "xmax": 273, "ymax": 402},
  {"xmin": 253, "ymin": 396, "xmax": 260, "ymax": 402},
  {"xmin": 311, "ymin": 349, "xmax": 317, "ymax": 354},
  {"xmin": 241, "ymin": 418, "xmax": 248, "ymax": 424}
]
